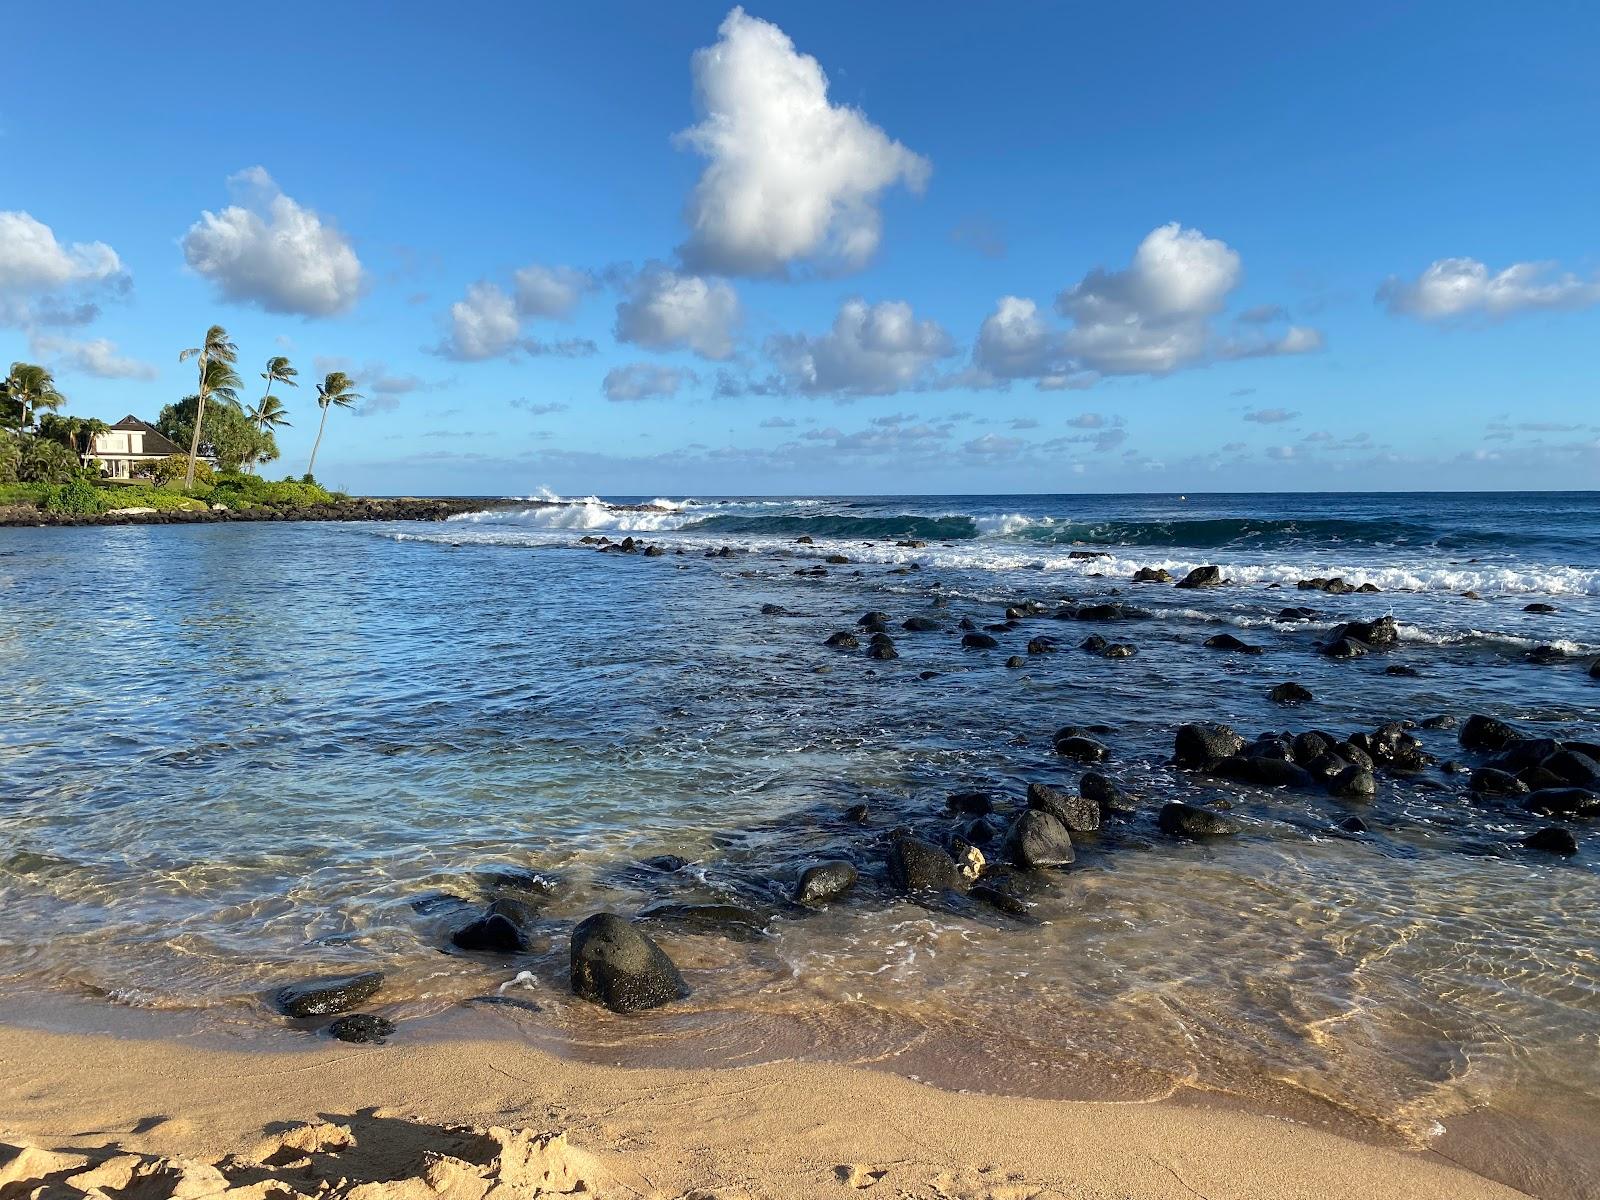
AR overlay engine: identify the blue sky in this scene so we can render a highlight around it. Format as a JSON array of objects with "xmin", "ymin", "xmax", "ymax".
[{"xmin": 3, "ymin": 1, "xmax": 1597, "ymax": 495}]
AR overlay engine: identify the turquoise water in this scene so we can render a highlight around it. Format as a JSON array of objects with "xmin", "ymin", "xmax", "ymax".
[{"xmin": 1, "ymin": 492, "xmax": 1597, "ymax": 1190}]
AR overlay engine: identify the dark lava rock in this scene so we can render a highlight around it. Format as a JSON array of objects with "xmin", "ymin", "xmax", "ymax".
[
  {"xmin": 1060, "ymin": 602, "xmax": 1151, "ymax": 622},
  {"xmin": 1339, "ymin": 816, "xmax": 1369, "ymax": 833},
  {"xmin": 824, "ymin": 631, "xmax": 860, "ymax": 650},
  {"xmin": 1158, "ymin": 802, "xmax": 1242, "ymax": 838},
  {"xmin": 452, "ymin": 899, "xmax": 536, "ymax": 953},
  {"xmin": 958, "ymin": 617, "xmax": 977, "ymax": 631},
  {"xmin": 1005, "ymin": 655, "xmax": 1026, "ymax": 668},
  {"xmin": 1276, "ymin": 606, "xmax": 1319, "ymax": 622},
  {"xmin": 866, "ymin": 640, "xmax": 899, "ymax": 661},
  {"xmin": 642, "ymin": 545, "xmax": 665, "ymax": 557},
  {"xmin": 1292, "ymin": 732, "xmax": 1332, "ymax": 765},
  {"xmin": 902, "ymin": 616, "xmax": 942, "ymax": 632},
  {"xmin": 1005, "ymin": 809, "xmax": 1075, "ymax": 869},
  {"xmin": 795, "ymin": 535, "xmax": 814, "ymax": 544},
  {"xmin": 1270, "ymin": 682, "xmax": 1314, "ymax": 705},
  {"xmin": 328, "ymin": 1013, "xmax": 395, "ymax": 1044},
  {"xmin": 858, "ymin": 611, "xmax": 892, "ymax": 627},
  {"xmin": 1328, "ymin": 766, "xmax": 1377, "ymax": 800},
  {"xmin": 1523, "ymin": 788, "xmax": 1600, "ymax": 819},
  {"xmin": 1333, "ymin": 615, "xmax": 1401, "ymax": 648},
  {"xmin": 1174, "ymin": 723, "xmax": 1245, "ymax": 769},
  {"xmin": 1460, "ymin": 714, "xmax": 1522, "ymax": 753},
  {"xmin": 1204, "ymin": 633, "xmax": 1263, "ymax": 655},
  {"xmin": 1590, "ymin": 658, "xmax": 1600, "ymax": 680},
  {"xmin": 1080, "ymin": 771, "xmax": 1137, "ymax": 814},
  {"xmin": 1523, "ymin": 827, "xmax": 1578, "ymax": 855},
  {"xmin": 1420, "ymin": 714, "xmax": 1458, "ymax": 730},
  {"xmin": 570, "ymin": 914, "xmax": 687, "ymax": 1013},
  {"xmin": 887, "ymin": 835, "xmax": 968, "ymax": 894},
  {"xmin": 760, "ymin": 603, "xmax": 788, "ymax": 615},
  {"xmin": 1320, "ymin": 636, "xmax": 1368, "ymax": 660},
  {"xmin": 1524, "ymin": 603, "xmax": 1558, "ymax": 614},
  {"xmin": 1526, "ymin": 645, "xmax": 1566, "ymax": 665},
  {"xmin": 1471, "ymin": 767, "xmax": 1531, "ymax": 797},
  {"xmin": 1175, "ymin": 565, "xmax": 1225, "ymax": 589},
  {"xmin": 963, "ymin": 632, "xmax": 1000, "ymax": 649},
  {"xmin": 637, "ymin": 901, "xmax": 769, "ymax": 939},
  {"xmin": 947, "ymin": 791, "xmax": 994, "ymax": 816},
  {"xmin": 1102, "ymin": 642, "xmax": 1137, "ymax": 658},
  {"xmin": 1211, "ymin": 755, "xmax": 1316, "ymax": 789},
  {"xmin": 276, "ymin": 971, "xmax": 384, "ymax": 1018},
  {"xmin": 844, "ymin": 803, "xmax": 870, "ymax": 823},
  {"xmin": 1545, "ymin": 750, "xmax": 1600, "ymax": 788},
  {"xmin": 1384, "ymin": 665, "xmax": 1421, "ymax": 677},
  {"xmin": 1080, "ymin": 635, "xmax": 1108, "ymax": 653},
  {"xmin": 1132, "ymin": 567, "xmax": 1173, "ymax": 583},
  {"xmin": 969, "ymin": 882, "xmax": 1032, "ymax": 917},
  {"xmin": 1026, "ymin": 636, "xmax": 1060, "ymax": 655},
  {"xmin": 639, "ymin": 854, "xmax": 689, "ymax": 873},
  {"xmin": 1054, "ymin": 735, "xmax": 1109, "ymax": 763},
  {"xmin": 1027, "ymin": 782, "xmax": 1101, "ymax": 833},
  {"xmin": 824, "ymin": 554, "xmax": 850, "ymax": 565}
]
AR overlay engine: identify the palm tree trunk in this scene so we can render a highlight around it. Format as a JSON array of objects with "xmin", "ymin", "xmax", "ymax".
[
  {"xmin": 307, "ymin": 403, "xmax": 330, "ymax": 479},
  {"xmin": 251, "ymin": 379, "xmax": 276, "ymax": 474},
  {"xmin": 184, "ymin": 388, "xmax": 208, "ymax": 489}
]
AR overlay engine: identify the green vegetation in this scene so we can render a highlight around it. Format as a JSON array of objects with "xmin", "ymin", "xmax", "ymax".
[
  {"xmin": 156, "ymin": 397, "xmax": 274, "ymax": 473},
  {"xmin": 177, "ymin": 325, "xmax": 242, "ymax": 488}
]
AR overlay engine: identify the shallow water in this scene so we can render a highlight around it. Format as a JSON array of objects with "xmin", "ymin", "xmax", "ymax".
[{"xmin": 1, "ymin": 492, "xmax": 1597, "ymax": 1195}]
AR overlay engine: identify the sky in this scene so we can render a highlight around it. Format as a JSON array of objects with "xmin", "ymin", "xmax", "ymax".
[{"xmin": 3, "ymin": 1, "xmax": 1597, "ymax": 496}]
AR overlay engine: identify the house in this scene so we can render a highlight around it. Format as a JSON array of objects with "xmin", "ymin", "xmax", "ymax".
[{"xmin": 89, "ymin": 415, "xmax": 209, "ymax": 479}]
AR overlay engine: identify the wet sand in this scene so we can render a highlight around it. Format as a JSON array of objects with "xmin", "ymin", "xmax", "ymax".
[{"xmin": 0, "ymin": 1016, "xmax": 1533, "ymax": 1200}]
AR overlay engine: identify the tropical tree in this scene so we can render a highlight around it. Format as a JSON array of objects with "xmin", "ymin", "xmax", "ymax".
[
  {"xmin": 3, "ymin": 362, "xmax": 66, "ymax": 434},
  {"xmin": 247, "ymin": 356, "xmax": 297, "ymax": 473},
  {"xmin": 157, "ymin": 394, "xmax": 274, "ymax": 474},
  {"xmin": 177, "ymin": 326, "xmax": 240, "ymax": 488},
  {"xmin": 36, "ymin": 413, "xmax": 109, "ymax": 467},
  {"xmin": 305, "ymin": 371, "xmax": 362, "ymax": 480}
]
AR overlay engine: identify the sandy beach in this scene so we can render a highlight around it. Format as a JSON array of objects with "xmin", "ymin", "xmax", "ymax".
[{"xmin": 0, "ymin": 1017, "xmax": 1535, "ymax": 1200}]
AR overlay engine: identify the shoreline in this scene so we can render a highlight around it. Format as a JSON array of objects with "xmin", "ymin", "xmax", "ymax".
[
  {"xmin": 0, "ymin": 1015, "xmax": 1534, "ymax": 1200},
  {"xmin": 0, "ymin": 495, "xmax": 532, "ymax": 528}
]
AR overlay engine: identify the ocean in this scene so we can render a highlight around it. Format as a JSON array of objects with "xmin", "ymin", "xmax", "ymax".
[{"xmin": 1, "ymin": 491, "xmax": 1597, "ymax": 1191}]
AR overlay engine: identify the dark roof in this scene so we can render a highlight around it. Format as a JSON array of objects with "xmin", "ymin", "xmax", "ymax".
[{"xmin": 106, "ymin": 415, "xmax": 185, "ymax": 458}]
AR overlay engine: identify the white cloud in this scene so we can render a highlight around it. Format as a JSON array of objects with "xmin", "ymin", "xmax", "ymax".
[
  {"xmin": 512, "ymin": 264, "xmax": 594, "ymax": 318},
  {"xmin": 974, "ymin": 296, "xmax": 1062, "ymax": 380},
  {"xmin": 1379, "ymin": 256, "xmax": 1600, "ymax": 321},
  {"xmin": 614, "ymin": 263, "xmax": 740, "ymax": 359},
  {"xmin": 604, "ymin": 363, "xmax": 697, "ymax": 402},
  {"xmin": 181, "ymin": 167, "xmax": 364, "ymax": 316},
  {"xmin": 759, "ymin": 415, "xmax": 796, "ymax": 428},
  {"xmin": 436, "ymin": 282, "xmax": 521, "ymax": 360},
  {"xmin": 28, "ymin": 333, "xmax": 157, "ymax": 381},
  {"xmin": 0, "ymin": 211, "xmax": 128, "ymax": 328},
  {"xmin": 676, "ymin": 7, "xmax": 929, "ymax": 276},
  {"xmin": 767, "ymin": 298, "xmax": 954, "ymax": 396}
]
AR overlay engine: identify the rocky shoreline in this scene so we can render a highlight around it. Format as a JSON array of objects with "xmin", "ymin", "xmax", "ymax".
[{"xmin": 0, "ymin": 496, "xmax": 532, "ymax": 528}]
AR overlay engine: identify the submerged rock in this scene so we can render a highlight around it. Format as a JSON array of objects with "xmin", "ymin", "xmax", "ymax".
[
  {"xmin": 1102, "ymin": 642, "xmax": 1137, "ymax": 658},
  {"xmin": 1523, "ymin": 827, "xmax": 1578, "ymax": 856},
  {"xmin": 1158, "ymin": 802, "xmax": 1242, "ymax": 838},
  {"xmin": 1460, "ymin": 714, "xmax": 1522, "ymax": 753},
  {"xmin": 1132, "ymin": 567, "xmax": 1172, "ymax": 583},
  {"xmin": 276, "ymin": 971, "xmax": 384, "ymax": 1018},
  {"xmin": 1005, "ymin": 809, "xmax": 1075, "ymax": 869},
  {"xmin": 963, "ymin": 632, "xmax": 999, "ymax": 649},
  {"xmin": 1523, "ymin": 788, "xmax": 1600, "ymax": 819},
  {"xmin": 570, "ymin": 913, "xmax": 688, "ymax": 1014},
  {"xmin": 1320, "ymin": 636, "xmax": 1367, "ymax": 660},
  {"xmin": 902, "ymin": 616, "xmax": 942, "ymax": 632},
  {"xmin": 1269, "ymin": 682, "xmax": 1314, "ymax": 705},
  {"xmin": 1211, "ymin": 755, "xmax": 1315, "ymax": 789},
  {"xmin": 1080, "ymin": 770, "xmax": 1137, "ymax": 814},
  {"xmin": 1053, "ymin": 734, "xmax": 1109, "ymax": 762},
  {"xmin": 452, "ymin": 899, "xmax": 537, "ymax": 954},
  {"xmin": 1204, "ymin": 633, "xmax": 1263, "ymax": 655},
  {"xmin": 823, "ymin": 631, "xmax": 860, "ymax": 650},
  {"xmin": 328, "ymin": 1013, "xmax": 395, "ymax": 1044},
  {"xmin": 1328, "ymin": 765, "xmax": 1377, "ymax": 800}
]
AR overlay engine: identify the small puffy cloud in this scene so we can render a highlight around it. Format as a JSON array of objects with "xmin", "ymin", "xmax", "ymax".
[
  {"xmin": 615, "ymin": 263, "xmax": 740, "ymax": 359},
  {"xmin": 0, "ymin": 211, "xmax": 128, "ymax": 328},
  {"xmin": 181, "ymin": 167, "xmax": 364, "ymax": 316},
  {"xmin": 1243, "ymin": 407, "xmax": 1299, "ymax": 424},
  {"xmin": 512, "ymin": 264, "xmax": 594, "ymax": 318},
  {"xmin": 974, "ymin": 296, "xmax": 1063, "ymax": 380},
  {"xmin": 435, "ymin": 282, "xmax": 521, "ymax": 360},
  {"xmin": 1065, "ymin": 412, "xmax": 1112, "ymax": 428},
  {"xmin": 604, "ymin": 362, "xmax": 698, "ymax": 402},
  {"xmin": 962, "ymin": 433, "xmax": 1027, "ymax": 462},
  {"xmin": 29, "ymin": 332, "xmax": 157, "ymax": 381},
  {"xmin": 1380, "ymin": 257, "xmax": 1600, "ymax": 321},
  {"xmin": 951, "ymin": 217, "xmax": 1006, "ymax": 260},
  {"xmin": 759, "ymin": 415, "xmax": 796, "ymax": 428},
  {"xmin": 767, "ymin": 298, "xmax": 954, "ymax": 396},
  {"xmin": 676, "ymin": 7, "xmax": 929, "ymax": 276},
  {"xmin": 1265, "ymin": 444, "xmax": 1296, "ymax": 460},
  {"xmin": 1008, "ymin": 417, "xmax": 1039, "ymax": 430},
  {"xmin": 1237, "ymin": 303, "xmax": 1289, "ymax": 325},
  {"xmin": 433, "ymin": 281, "xmax": 596, "ymax": 361}
]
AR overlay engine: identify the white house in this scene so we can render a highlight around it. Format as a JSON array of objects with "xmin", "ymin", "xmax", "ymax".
[{"xmin": 89, "ymin": 415, "xmax": 195, "ymax": 479}]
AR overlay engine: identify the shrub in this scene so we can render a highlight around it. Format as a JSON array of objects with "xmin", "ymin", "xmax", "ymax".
[
  {"xmin": 210, "ymin": 475, "xmax": 336, "ymax": 510},
  {"xmin": 146, "ymin": 455, "xmax": 215, "ymax": 486},
  {"xmin": 0, "ymin": 430, "xmax": 19, "ymax": 484},
  {"xmin": 42, "ymin": 476, "xmax": 106, "ymax": 515},
  {"xmin": 17, "ymin": 437, "xmax": 82, "ymax": 483}
]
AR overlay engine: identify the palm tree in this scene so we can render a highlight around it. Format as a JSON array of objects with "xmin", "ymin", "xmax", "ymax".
[
  {"xmin": 177, "ymin": 325, "xmax": 240, "ymax": 488},
  {"xmin": 248, "ymin": 356, "xmax": 297, "ymax": 473},
  {"xmin": 306, "ymin": 371, "xmax": 362, "ymax": 480},
  {"xmin": 4, "ymin": 362, "xmax": 66, "ymax": 434},
  {"xmin": 78, "ymin": 417, "xmax": 110, "ymax": 469}
]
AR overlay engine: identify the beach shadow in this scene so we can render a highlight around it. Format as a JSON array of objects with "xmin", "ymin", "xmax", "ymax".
[{"xmin": 225, "ymin": 1109, "xmax": 500, "ymax": 1189}]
